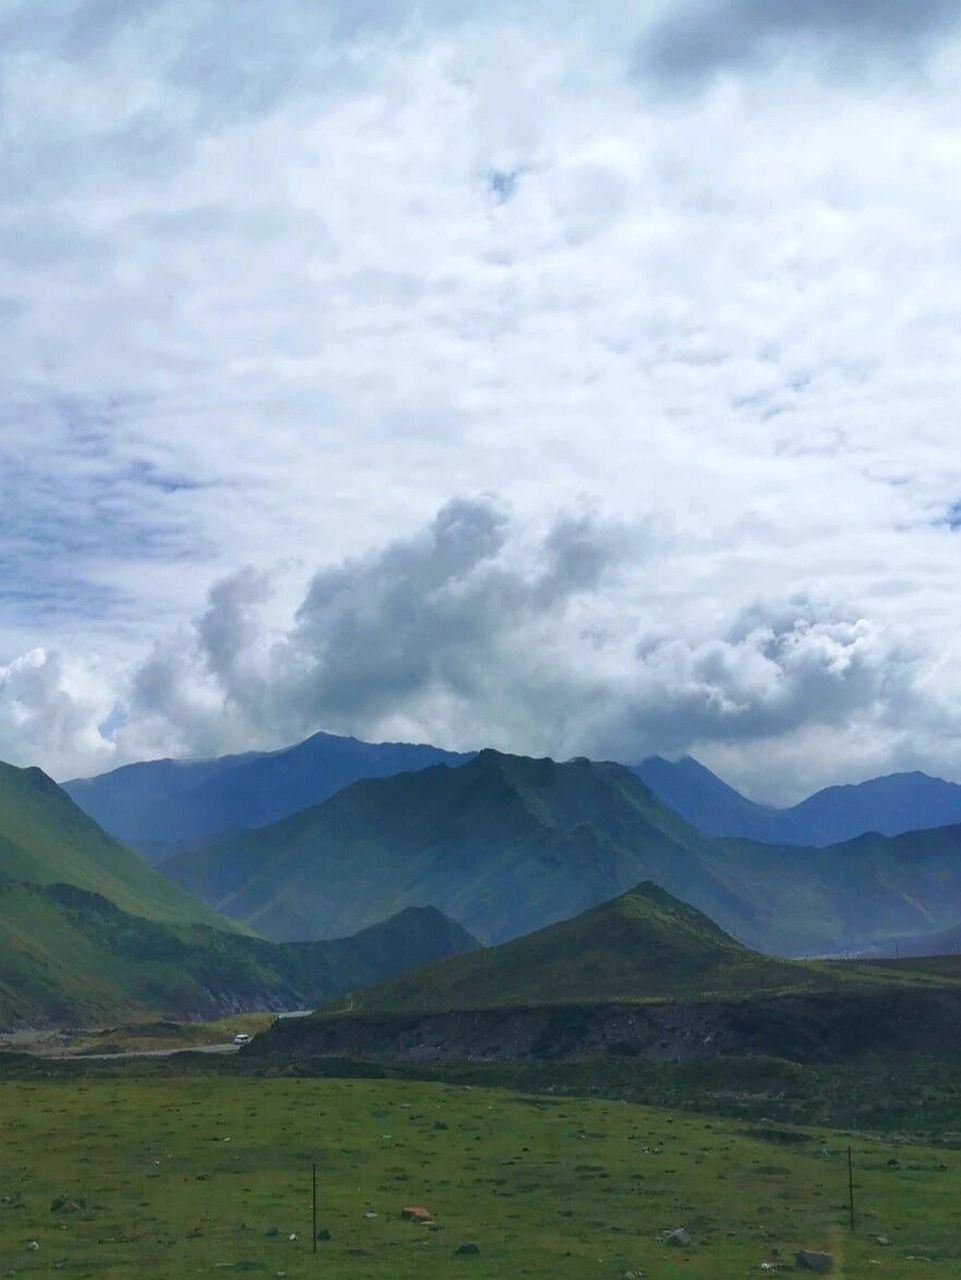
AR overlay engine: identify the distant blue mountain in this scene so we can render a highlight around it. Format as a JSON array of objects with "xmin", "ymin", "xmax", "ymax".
[
  {"xmin": 66, "ymin": 728, "xmax": 961, "ymax": 866},
  {"xmin": 632, "ymin": 756, "xmax": 961, "ymax": 846},
  {"xmin": 65, "ymin": 732, "xmax": 472, "ymax": 861}
]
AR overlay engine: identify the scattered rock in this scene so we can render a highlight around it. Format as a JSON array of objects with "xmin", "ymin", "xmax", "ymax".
[
  {"xmin": 663, "ymin": 1227, "xmax": 692, "ymax": 1248},
  {"xmin": 795, "ymin": 1250, "xmax": 833, "ymax": 1273},
  {"xmin": 49, "ymin": 1197, "xmax": 81, "ymax": 1214},
  {"xmin": 455, "ymin": 1242, "xmax": 480, "ymax": 1256},
  {"xmin": 363, "ymin": 1212, "xmax": 378, "ymax": 1220},
  {"xmin": 401, "ymin": 1206, "xmax": 433, "ymax": 1224},
  {"xmin": 874, "ymin": 1236, "xmax": 892, "ymax": 1246},
  {"xmin": 26, "ymin": 1240, "xmax": 40, "ymax": 1250},
  {"xmin": 316, "ymin": 1228, "xmax": 331, "ymax": 1241}
]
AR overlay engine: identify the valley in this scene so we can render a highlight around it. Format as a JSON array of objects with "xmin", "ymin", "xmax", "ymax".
[{"xmin": 6, "ymin": 734, "xmax": 961, "ymax": 1279}]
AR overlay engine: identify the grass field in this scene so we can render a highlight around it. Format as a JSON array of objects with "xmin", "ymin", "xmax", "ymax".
[{"xmin": 2, "ymin": 1075, "xmax": 960, "ymax": 1278}]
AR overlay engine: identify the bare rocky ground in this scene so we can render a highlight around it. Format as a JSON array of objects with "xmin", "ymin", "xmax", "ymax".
[
  {"xmin": 0, "ymin": 1027, "xmax": 80, "ymax": 1055},
  {"xmin": 250, "ymin": 986, "xmax": 961, "ymax": 1066}
]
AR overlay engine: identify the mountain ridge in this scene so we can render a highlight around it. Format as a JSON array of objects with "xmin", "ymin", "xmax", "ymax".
[
  {"xmin": 64, "ymin": 730, "xmax": 472, "ymax": 860},
  {"xmin": 633, "ymin": 755, "xmax": 961, "ymax": 845},
  {"xmin": 161, "ymin": 748, "xmax": 961, "ymax": 956},
  {"xmin": 331, "ymin": 881, "xmax": 813, "ymax": 1014}
]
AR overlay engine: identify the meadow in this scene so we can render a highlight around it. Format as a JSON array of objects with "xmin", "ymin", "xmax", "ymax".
[{"xmin": 2, "ymin": 1074, "xmax": 960, "ymax": 1278}]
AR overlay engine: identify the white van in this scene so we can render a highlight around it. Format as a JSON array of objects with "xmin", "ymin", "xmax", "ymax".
[{"xmin": 232, "ymin": 1033, "xmax": 251, "ymax": 1046}]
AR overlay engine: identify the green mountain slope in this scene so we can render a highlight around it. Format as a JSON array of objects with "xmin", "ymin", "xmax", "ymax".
[
  {"xmin": 0, "ymin": 876, "xmax": 478, "ymax": 1028},
  {"xmin": 0, "ymin": 761, "xmax": 239, "ymax": 931},
  {"xmin": 339, "ymin": 882, "xmax": 814, "ymax": 1013},
  {"xmin": 163, "ymin": 750, "xmax": 738, "ymax": 944},
  {"xmin": 162, "ymin": 750, "xmax": 961, "ymax": 955}
]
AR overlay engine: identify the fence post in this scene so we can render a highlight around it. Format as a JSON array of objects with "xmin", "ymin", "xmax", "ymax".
[
  {"xmin": 312, "ymin": 1161, "xmax": 317, "ymax": 1253},
  {"xmin": 847, "ymin": 1146, "xmax": 855, "ymax": 1232}
]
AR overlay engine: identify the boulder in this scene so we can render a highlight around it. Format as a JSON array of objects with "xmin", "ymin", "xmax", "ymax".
[
  {"xmin": 455, "ymin": 1242, "xmax": 480, "ymax": 1256},
  {"xmin": 401, "ymin": 1206, "xmax": 433, "ymax": 1223},
  {"xmin": 795, "ymin": 1251, "xmax": 833, "ymax": 1273},
  {"xmin": 664, "ymin": 1227, "xmax": 692, "ymax": 1247}
]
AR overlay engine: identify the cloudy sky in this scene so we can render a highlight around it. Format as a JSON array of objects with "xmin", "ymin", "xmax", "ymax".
[{"xmin": 3, "ymin": 0, "xmax": 961, "ymax": 802}]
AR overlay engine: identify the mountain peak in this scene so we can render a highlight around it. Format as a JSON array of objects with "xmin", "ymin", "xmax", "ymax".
[{"xmin": 336, "ymin": 880, "xmax": 803, "ymax": 1014}]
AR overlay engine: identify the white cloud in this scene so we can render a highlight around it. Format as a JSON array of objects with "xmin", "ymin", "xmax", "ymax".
[
  {"xmin": 3, "ymin": 2, "xmax": 961, "ymax": 799},
  {"xmin": 0, "ymin": 649, "xmax": 116, "ymax": 780}
]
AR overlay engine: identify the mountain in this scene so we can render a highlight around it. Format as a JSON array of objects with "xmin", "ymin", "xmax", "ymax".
[
  {"xmin": 633, "ymin": 756, "xmax": 961, "ymax": 846},
  {"xmin": 783, "ymin": 772, "xmax": 961, "ymax": 845},
  {"xmin": 161, "ymin": 748, "xmax": 961, "ymax": 956},
  {"xmin": 64, "ymin": 731, "xmax": 472, "ymax": 860},
  {"xmin": 631, "ymin": 755, "xmax": 785, "ymax": 841},
  {"xmin": 161, "ymin": 749, "xmax": 730, "ymax": 944},
  {"xmin": 252, "ymin": 888, "xmax": 961, "ymax": 1068},
  {"xmin": 0, "ymin": 758, "xmax": 477, "ymax": 1027},
  {"xmin": 336, "ymin": 882, "xmax": 813, "ymax": 1014},
  {"xmin": 0, "ymin": 880, "xmax": 478, "ymax": 1028},
  {"xmin": 0, "ymin": 760, "xmax": 239, "ymax": 931},
  {"xmin": 866, "ymin": 918, "xmax": 961, "ymax": 960}
]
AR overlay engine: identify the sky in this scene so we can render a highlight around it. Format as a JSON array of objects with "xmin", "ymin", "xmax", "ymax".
[{"xmin": 3, "ymin": 0, "xmax": 961, "ymax": 803}]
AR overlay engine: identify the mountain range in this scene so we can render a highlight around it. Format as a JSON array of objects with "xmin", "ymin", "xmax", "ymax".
[
  {"xmin": 64, "ymin": 732, "xmax": 471, "ymax": 861},
  {"xmin": 0, "ymin": 760, "xmax": 476, "ymax": 1027},
  {"xmin": 65, "ymin": 729, "xmax": 961, "ymax": 859},
  {"xmin": 160, "ymin": 749, "xmax": 961, "ymax": 956},
  {"xmin": 632, "ymin": 755, "xmax": 961, "ymax": 845}
]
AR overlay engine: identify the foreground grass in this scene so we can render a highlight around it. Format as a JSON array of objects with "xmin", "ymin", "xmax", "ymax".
[{"xmin": 2, "ymin": 1076, "xmax": 961, "ymax": 1278}]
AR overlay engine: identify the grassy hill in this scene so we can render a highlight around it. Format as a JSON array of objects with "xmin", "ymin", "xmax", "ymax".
[
  {"xmin": 335, "ymin": 882, "xmax": 815, "ymax": 1013},
  {"xmin": 0, "ymin": 760, "xmax": 241, "ymax": 930},
  {"xmin": 252, "ymin": 886, "xmax": 961, "ymax": 1070},
  {"xmin": 0, "ymin": 758, "xmax": 478, "ymax": 1027},
  {"xmin": 162, "ymin": 749, "xmax": 961, "ymax": 955},
  {"xmin": 0, "ymin": 876, "xmax": 478, "ymax": 1028}
]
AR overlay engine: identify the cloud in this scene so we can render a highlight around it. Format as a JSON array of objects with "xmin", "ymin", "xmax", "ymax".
[
  {"xmin": 0, "ymin": 648, "xmax": 115, "ymax": 780},
  {"xmin": 97, "ymin": 498, "xmax": 942, "ymax": 807},
  {"xmin": 3, "ymin": 3, "xmax": 961, "ymax": 800},
  {"xmin": 122, "ymin": 497, "xmax": 637, "ymax": 755},
  {"xmin": 636, "ymin": 0, "xmax": 961, "ymax": 85}
]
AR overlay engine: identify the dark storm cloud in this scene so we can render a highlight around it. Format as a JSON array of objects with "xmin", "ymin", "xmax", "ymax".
[{"xmin": 636, "ymin": 0, "xmax": 961, "ymax": 84}]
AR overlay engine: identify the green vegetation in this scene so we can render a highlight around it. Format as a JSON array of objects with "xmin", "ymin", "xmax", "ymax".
[
  {"xmin": 0, "ymin": 758, "xmax": 478, "ymax": 1027},
  {"xmin": 0, "ymin": 760, "xmax": 237, "ymax": 929},
  {"xmin": 340, "ymin": 882, "xmax": 817, "ymax": 1013},
  {"xmin": 0, "ymin": 875, "xmax": 477, "ymax": 1028},
  {"xmin": 3, "ymin": 1073, "xmax": 961, "ymax": 1278},
  {"xmin": 161, "ymin": 749, "xmax": 961, "ymax": 954}
]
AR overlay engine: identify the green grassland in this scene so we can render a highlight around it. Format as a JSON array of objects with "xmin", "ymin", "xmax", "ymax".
[{"xmin": 3, "ymin": 1074, "xmax": 961, "ymax": 1278}]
